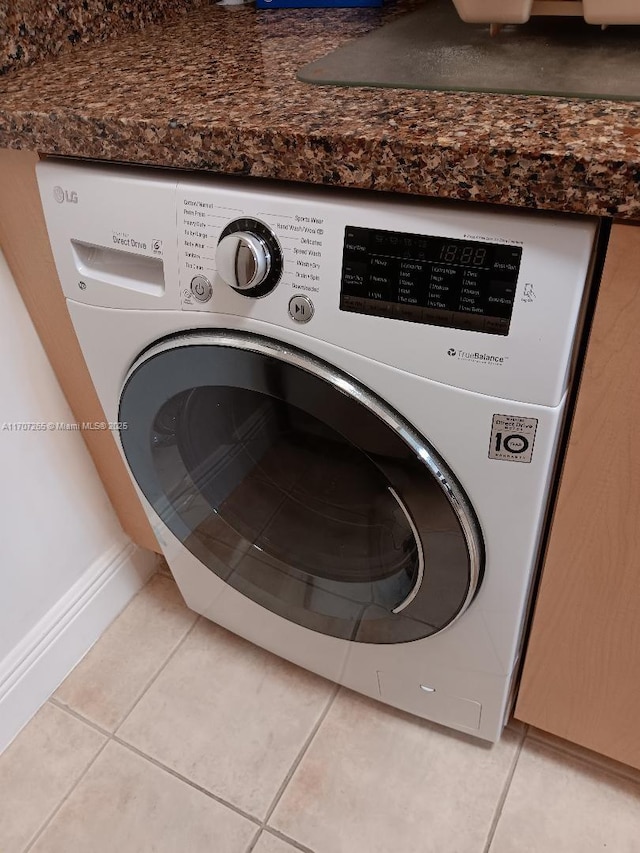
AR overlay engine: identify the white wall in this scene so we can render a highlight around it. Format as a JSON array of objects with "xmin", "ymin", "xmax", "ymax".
[{"xmin": 0, "ymin": 248, "xmax": 156, "ymax": 751}]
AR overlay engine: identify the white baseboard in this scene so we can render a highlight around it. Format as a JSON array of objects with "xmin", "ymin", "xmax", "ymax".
[{"xmin": 0, "ymin": 538, "xmax": 157, "ymax": 753}]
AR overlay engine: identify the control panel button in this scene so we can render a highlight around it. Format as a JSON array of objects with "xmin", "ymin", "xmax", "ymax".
[
  {"xmin": 190, "ymin": 275, "xmax": 213, "ymax": 303},
  {"xmin": 288, "ymin": 295, "xmax": 314, "ymax": 323}
]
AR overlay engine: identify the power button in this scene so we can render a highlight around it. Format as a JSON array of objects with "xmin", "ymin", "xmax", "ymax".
[{"xmin": 190, "ymin": 275, "xmax": 213, "ymax": 303}]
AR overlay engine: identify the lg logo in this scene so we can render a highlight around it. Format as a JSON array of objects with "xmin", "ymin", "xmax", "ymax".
[{"xmin": 53, "ymin": 186, "xmax": 78, "ymax": 204}]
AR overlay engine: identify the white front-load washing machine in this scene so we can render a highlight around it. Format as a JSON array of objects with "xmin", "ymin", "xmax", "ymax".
[{"xmin": 38, "ymin": 159, "xmax": 597, "ymax": 741}]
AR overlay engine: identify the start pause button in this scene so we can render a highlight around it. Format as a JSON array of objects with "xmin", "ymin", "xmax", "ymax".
[{"xmin": 288, "ymin": 295, "xmax": 314, "ymax": 323}]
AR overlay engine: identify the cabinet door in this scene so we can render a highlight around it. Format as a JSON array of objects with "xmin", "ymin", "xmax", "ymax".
[{"xmin": 516, "ymin": 222, "xmax": 640, "ymax": 769}]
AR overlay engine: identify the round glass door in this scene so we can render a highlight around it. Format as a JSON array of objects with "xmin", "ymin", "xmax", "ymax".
[{"xmin": 119, "ymin": 331, "xmax": 483, "ymax": 643}]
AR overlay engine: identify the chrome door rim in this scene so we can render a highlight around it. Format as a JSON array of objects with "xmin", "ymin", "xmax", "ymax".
[{"xmin": 124, "ymin": 330, "xmax": 484, "ymax": 630}]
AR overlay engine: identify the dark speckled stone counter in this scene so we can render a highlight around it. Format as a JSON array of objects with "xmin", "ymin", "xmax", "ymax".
[
  {"xmin": 1, "ymin": 1, "xmax": 640, "ymax": 218},
  {"xmin": 0, "ymin": 0, "xmax": 210, "ymax": 75}
]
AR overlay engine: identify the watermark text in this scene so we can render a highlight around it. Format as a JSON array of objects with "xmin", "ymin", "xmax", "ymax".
[{"xmin": 1, "ymin": 421, "xmax": 128, "ymax": 432}]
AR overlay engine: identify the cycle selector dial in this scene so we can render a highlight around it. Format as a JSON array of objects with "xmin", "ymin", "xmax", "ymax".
[
  {"xmin": 216, "ymin": 232, "xmax": 269, "ymax": 291},
  {"xmin": 216, "ymin": 218, "xmax": 283, "ymax": 297}
]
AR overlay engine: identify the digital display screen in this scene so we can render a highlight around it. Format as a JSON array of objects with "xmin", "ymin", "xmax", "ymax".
[{"xmin": 339, "ymin": 226, "xmax": 522, "ymax": 336}]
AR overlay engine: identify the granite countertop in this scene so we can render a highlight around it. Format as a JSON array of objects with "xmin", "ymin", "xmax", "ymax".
[{"xmin": 1, "ymin": 0, "xmax": 640, "ymax": 218}]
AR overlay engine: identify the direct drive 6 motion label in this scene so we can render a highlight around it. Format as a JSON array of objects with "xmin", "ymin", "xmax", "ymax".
[{"xmin": 488, "ymin": 414, "xmax": 538, "ymax": 463}]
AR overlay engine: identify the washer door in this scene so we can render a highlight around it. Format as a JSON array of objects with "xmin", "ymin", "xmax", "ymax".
[{"xmin": 119, "ymin": 331, "xmax": 483, "ymax": 644}]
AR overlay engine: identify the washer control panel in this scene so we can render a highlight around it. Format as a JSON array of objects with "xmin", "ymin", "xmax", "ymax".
[
  {"xmin": 37, "ymin": 159, "xmax": 598, "ymax": 407},
  {"xmin": 178, "ymin": 182, "xmax": 327, "ymax": 317}
]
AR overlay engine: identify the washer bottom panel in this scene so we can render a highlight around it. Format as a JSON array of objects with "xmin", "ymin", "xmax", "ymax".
[
  {"xmin": 156, "ymin": 518, "xmax": 511, "ymax": 742},
  {"xmin": 377, "ymin": 670, "xmax": 482, "ymax": 730}
]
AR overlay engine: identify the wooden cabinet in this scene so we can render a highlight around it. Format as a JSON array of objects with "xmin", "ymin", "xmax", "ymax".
[
  {"xmin": 515, "ymin": 223, "xmax": 640, "ymax": 769},
  {"xmin": 2, "ymin": 148, "xmax": 640, "ymax": 766}
]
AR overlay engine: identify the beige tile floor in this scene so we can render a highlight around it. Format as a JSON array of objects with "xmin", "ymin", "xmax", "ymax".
[{"xmin": 2, "ymin": 571, "xmax": 640, "ymax": 853}]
